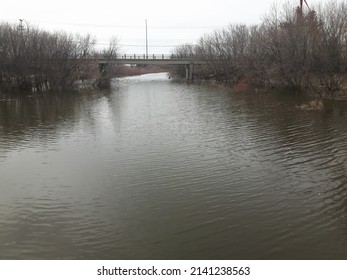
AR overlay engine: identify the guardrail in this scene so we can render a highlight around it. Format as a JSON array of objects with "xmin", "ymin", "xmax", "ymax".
[{"xmin": 99, "ymin": 54, "xmax": 197, "ymax": 60}]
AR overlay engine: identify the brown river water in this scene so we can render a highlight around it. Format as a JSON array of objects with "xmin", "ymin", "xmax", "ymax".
[{"xmin": 1, "ymin": 73, "xmax": 347, "ymax": 259}]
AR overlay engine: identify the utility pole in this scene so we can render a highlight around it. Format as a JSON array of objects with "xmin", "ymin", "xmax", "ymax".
[
  {"xmin": 18, "ymin": 19, "xmax": 29, "ymax": 32},
  {"xmin": 18, "ymin": 19, "xmax": 24, "ymax": 32},
  {"xmin": 145, "ymin": 19, "xmax": 148, "ymax": 59}
]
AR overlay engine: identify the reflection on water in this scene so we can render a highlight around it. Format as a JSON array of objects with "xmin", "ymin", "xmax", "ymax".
[{"xmin": 1, "ymin": 73, "xmax": 347, "ymax": 259}]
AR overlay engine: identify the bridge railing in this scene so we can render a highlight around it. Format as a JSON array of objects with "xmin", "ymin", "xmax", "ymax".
[{"xmin": 99, "ymin": 54, "xmax": 197, "ymax": 60}]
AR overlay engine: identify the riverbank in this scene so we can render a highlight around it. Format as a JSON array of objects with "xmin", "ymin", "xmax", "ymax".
[
  {"xmin": 172, "ymin": 1, "xmax": 347, "ymax": 104},
  {"xmin": 193, "ymin": 75, "xmax": 347, "ymax": 102}
]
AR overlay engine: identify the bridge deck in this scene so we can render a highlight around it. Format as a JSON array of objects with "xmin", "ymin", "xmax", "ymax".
[
  {"xmin": 96, "ymin": 54, "xmax": 206, "ymax": 80},
  {"xmin": 97, "ymin": 54, "xmax": 206, "ymax": 65}
]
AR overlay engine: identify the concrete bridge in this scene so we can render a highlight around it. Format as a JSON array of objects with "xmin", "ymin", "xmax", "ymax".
[{"xmin": 97, "ymin": 54, "xmax": 207, "ymax": 80}]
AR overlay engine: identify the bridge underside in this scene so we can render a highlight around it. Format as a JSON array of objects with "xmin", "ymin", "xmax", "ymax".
[{"xmin": 97, "ymin": 58, "xmax": 206, "ymax": 80}]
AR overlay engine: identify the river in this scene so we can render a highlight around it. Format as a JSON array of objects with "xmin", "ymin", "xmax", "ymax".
[{"xmin": 1, "ymin": 73, "xmax": 347, "ymax": 259}]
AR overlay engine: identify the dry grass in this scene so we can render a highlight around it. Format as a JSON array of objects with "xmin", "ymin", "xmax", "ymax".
[
  {"xmin": 231, "ymin": 77, "xmax": 252, "ymax": 93},
  {"xmin": 296, "ymin": 99, "xmax": 324, "ymax": 111}
]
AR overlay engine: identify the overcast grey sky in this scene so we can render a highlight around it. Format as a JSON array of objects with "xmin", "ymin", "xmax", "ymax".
[{"xmin": 1, "ymin": 0, "xmax": 329, "ymax": 54}]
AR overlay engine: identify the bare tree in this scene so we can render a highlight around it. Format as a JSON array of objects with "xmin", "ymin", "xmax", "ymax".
[
  {"xmin": 172, "ymin": 44, "xmax": 196, "ymax": 77},
  {"xmin": 0, "ymin": 22, "xmax": 98, "ymax": 93},
  {"xmin": 93, "ymin": 36, "xmax": 120, "ymax": 87}
]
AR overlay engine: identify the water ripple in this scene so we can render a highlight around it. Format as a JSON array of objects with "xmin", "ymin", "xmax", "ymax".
[{"xmin": 1, "ymin": 75, "xmax": 347, "ymax": 259}]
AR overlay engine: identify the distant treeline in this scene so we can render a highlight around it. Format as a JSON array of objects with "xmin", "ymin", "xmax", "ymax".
[
  {"xmin": 0, "ymin": 23, "xmax": 118, "ymax": 94},
  {"xmin": 174, "ymin": 1, "xmax": 347, "ymax": 97}
]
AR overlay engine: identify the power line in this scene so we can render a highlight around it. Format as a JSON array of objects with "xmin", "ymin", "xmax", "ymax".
[{"xmin": 23, "ymin": 19, "xmax": 228, "ymax": 30}]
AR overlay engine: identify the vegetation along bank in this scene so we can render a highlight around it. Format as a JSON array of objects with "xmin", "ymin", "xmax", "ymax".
[{"xmin": 173, "ymin": 1, "xmax": 347, "ymax": 100}]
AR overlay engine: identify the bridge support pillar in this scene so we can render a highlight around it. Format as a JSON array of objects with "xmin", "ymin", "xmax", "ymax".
[
  {"xmin": 99, "ymin": 63, "xmax": 106, "ymax": 73},
  {"xmin": 189, "ymin": 63, "xmax": 194, "ymax": 80},
  {"xmin": 185, "ymin": 63, "xmax": 194, "ymax": 80}
]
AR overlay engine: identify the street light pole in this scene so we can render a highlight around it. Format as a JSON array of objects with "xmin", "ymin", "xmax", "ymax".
[{"xmin": 145, "ymin": 19, "xmax": 148, "ymax": 59}]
